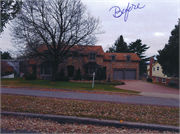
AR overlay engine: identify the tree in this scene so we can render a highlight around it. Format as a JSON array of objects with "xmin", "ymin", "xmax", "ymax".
[
  {"xmin": 10, "ymin": 0, "xmax": 102, "ymax": 82},
  {"xmin": 1, "ymin": 0, "xmax": 22, "ymax": 34},
  {"xmin": 128, "ymin": 39, "xmax": 150, "ymax": 76},
  {"xmin": 106, "ymin": 35, "xmax": 128, "ymax": 53},
  {"xmin": 1, "ymin": 51, "xmax": 12, "ymax": 59},
  {"xmin": 157, "ymin": 23, "xmax": 179, "ymax": 78}
]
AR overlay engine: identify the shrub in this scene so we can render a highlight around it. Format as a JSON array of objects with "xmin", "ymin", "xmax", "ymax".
[
  {"xmin": 168, "ymin": 82, "xmax": 177, "ymax": 87},
  {"xmin": 56, "ymin": 76, "xmax": 69, "ymax": 81},
  {"xmin": 83, "ymin": 74, "xmax": 93, "ymax": 80},
  {"xmin": 74, "ymin": 68, "xmax": 82, "ymax": 80},
  {"xmin": 96, "ymin": 68, "xmax": 106, "ymax": 80},
  {"xmin": 25, "ymin": 73, "xmax": 36, "ymax": 80},
  {"xmin": 147, "ymin": 77, "xmax": 152, "ymax": 82},
  {"xmin": 59, "ymin": 68, "xmax": 65, "ymax": 77}
]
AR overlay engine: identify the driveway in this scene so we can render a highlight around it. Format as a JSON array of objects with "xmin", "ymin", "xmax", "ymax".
[{"xmin": 115, "ymin": 80, "xmax": 179, "ymax": 99}]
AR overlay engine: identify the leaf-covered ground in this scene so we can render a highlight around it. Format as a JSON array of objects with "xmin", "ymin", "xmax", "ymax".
[
  {"xmin": 1, "ymin": 115, "xmax": 178, "ymax": 133},
  {"xmin": 1, "ymin": 94, "xmax": 179, "ymax": 126}
]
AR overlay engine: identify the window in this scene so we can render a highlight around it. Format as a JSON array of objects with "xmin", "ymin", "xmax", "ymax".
[
  {"xmin": 111, "ymin": 56, "xmax": 115, "ymax": 61},
  {"xmin": 157, "ymin": 66, "xmax": 159, "ymax": 71},
  {"xmin": 162, "ymin": 78, "xmax": 165, "ymax": 83},
  {"xmin": 90, "ymin": 53, "xmax": 96, "ymax": 60},
  {"xmin": 126, "ymin": 57, "xmax": 130, "ymax": 62},
  {"xmin": 41, "ymin": 66, "xmax": 52, "ymax": 75},
  {"xmin": 73, "ymin": 52, "xmax": 78, "ymax": 58},
  {"xmin": 153, "ymin": 67, "xmax": 155, "ymax": 71},
  {"xmin": 156, "ymin": 77, "xmax": 159, "ymax": 82}
]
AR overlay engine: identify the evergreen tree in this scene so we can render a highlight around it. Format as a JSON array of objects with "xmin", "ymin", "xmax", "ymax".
[
  {"xmin": 1, "ymin": 51, "xmax": 12, "ymax": 59},
  {"xmin": 106, "ymin": 35, "xmax": 128, "ymax": 53},
  {"xmin": 128, "ymin": 39, "xmax": 150, "ymax": 76},
  {"xmin": 157, "ymin": 23, "xmax": 179, "ymax": 77}
]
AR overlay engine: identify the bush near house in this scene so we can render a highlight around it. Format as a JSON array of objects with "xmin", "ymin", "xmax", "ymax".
[
  {"xmin": 168, "ymin": 82, "xmax": 178, "ymax": 87},
  {"xmin": 74, "ymin": 68, "xmax": 82, "ymax": 80},
  {"xmin": 147, "ymin": 77, "xmax": 152, "ymax": 82},
  {"xmin": 96, "ymin": 68, "xmax": 106, "ymax": 80},
  {"xmin": 56, "ymin": 71, "xmax": 69, "ymax": 81},
  {"xmin": 25, "ymin": 73, "xmax": 36, "ymax": 80}
]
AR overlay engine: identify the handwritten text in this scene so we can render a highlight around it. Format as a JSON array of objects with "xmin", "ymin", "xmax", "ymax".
[{"xmin": 109, "ymin": 3, "xmax": 145, "ymax": 22}]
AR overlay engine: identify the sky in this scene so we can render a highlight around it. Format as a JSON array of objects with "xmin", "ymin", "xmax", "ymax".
[{"xmin": 0, "ymin": 0, "xmax": 179, "ymax": 58}]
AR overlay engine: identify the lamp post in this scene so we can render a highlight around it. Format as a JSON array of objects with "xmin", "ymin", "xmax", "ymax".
[{"xmin": 92, "ymin": 72, "xmax": 95, "ymax": 88}]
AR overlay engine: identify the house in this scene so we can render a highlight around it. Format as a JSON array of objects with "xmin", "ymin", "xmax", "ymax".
[
  {"xmin": 147, "ymin": 57, "xmax": 179, "ymax": 86},
  {"xmin": 1, "ymin": 59, "xmax": 21, "ymax": 78},
  {"xmin": 28, "ymin": 45, "xmax": 141, "ymax": 80}
]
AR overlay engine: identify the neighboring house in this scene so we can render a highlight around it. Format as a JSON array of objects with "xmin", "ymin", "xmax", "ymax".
[
  {"xmin": 1, "ymin": 60, "xmax": 21, "ymax": 78},
  {"xmin": 147, "ymin": 57, "xmax": 179, "ymax": 86},
  {"xmin": 28, "ymin": 45, "xmax": 141, "ymax": 80}
]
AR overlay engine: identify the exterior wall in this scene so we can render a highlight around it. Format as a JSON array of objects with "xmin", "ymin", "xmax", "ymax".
[
  {"xmin": 58, "ymin": 55, "xmax": 104, "ymax": 77},
  {"xmin": 152, "ymin": 63, "xmax": 171, "ymax": 79},
  {"xmin": 151, "ymin": 76, "xmax": 179, "ymax": 86},
  {"xmin": 147, "ymin": 60, "xmax": 179, "ymax": 86},
  {"xmin": 103, "ymin": 60, "xmax": 139, "ymax": 80}
]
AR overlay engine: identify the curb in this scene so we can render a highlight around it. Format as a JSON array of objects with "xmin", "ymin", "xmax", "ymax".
[{"xmin": 1, "ymin": 111, "xmax": 179, "ymax": 132}]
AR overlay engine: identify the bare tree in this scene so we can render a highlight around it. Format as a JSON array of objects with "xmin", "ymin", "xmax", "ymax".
[{"xmin": 10, "ymin": 0, "xmax": 103, "ymax": 82}]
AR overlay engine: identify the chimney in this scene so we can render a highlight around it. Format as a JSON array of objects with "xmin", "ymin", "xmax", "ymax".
[{"xmin": 149, "ymin": 57, "xmax": 154, "ymax": 77}]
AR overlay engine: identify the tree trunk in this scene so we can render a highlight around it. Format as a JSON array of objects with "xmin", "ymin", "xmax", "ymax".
[{"xmin": 51, "ymin": 64, "xmax": 58, "ymax": 82}]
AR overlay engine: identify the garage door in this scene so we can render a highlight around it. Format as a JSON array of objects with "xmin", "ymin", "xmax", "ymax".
[
  {"xmin": 125, "ymin": 70, "xmax": 136, "ymax": 79},
  {"xmin": 113, "ymin": 69, "xmax": 136, "ymax": 80},
  {"xmin": 113, "ymin": 69, "xmax": 123, "ymax": 79}
]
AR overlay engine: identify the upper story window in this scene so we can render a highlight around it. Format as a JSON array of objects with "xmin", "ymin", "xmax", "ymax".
[
  {"xmin": 111, "ymin": 56, "xmax": 115, "ymax": 61},
  {"xmin": 153, "ymin": 67, "xmax": 155, "ymax": 71},
  {"xmin": 126, "ymin": 57, "xmax": 130, "ymax": 62},
  {"xmin": 73, "ymin": 52, "xmax": 78, "ymax": 58},
  {"xmin": 157, "ymin": 66, "xmax": 159, "ymax": 71},
  {"xmin": 90, "ymin": 53, "xmax": 96, "ymax": 60},
  {"xmin": 125, "ymin": 55, "xmax": 131, "ymax": 62}
]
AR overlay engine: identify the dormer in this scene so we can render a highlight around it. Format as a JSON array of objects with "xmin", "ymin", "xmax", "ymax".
[
  {"xmin": 89, "ymin": 51, "xmax": 96, "ymax": 60},
  {"xmin": 124, "ymin": 55, "xmax": 131, "ymax": 62},
  {"xmin": 110, "ymin": 54, "xmax": 116, "ymax": 62}
]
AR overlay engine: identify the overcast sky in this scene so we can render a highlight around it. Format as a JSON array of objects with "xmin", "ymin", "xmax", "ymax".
[{"xmin": 0, "ymin": 0, "xmax": 179, "ymax": 58}]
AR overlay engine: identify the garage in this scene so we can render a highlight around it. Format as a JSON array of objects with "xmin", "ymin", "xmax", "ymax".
[{"xmin": 113, "ymin": 69, "xmax": 136, "ymax": 80}]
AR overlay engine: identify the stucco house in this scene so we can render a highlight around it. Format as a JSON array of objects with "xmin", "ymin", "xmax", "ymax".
[
  {"xmin": 147, "ymin": 57, "xmax": 179, "ymax": 86},
  {"xmin": 28, "ymin": 45, "xmax": 141, "ymax": 81}
]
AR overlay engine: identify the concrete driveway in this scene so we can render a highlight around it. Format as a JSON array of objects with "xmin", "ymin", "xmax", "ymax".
[{"xmin": 115, "ymin": 80, "xmax": 179, "ymax": 99}]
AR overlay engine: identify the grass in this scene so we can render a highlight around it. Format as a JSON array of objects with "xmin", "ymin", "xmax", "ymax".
[
  {"xmin": 1, "ymin": 77, "xmax": 139, "ymax": 94},
  {"xmin": 1, "ymin": 94, "xmax": 179, "ymax": 126}
]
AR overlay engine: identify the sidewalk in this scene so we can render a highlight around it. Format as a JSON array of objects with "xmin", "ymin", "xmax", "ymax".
[
  {"xmin": 1, "ymin": 87, "xmax": 179, "ymax": 107},
  {"xmin": 1, "ymin": 111, "xmax": 179, "ymax": 132}
]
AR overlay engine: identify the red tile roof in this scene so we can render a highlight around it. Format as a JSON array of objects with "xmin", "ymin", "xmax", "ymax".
[
  {"xmin": 104, "ymin": 53, "xmax": 141, "ymax": 61},
  {"xmin": 38, "ymin": 44, "xmax": 104, "ymax": 55}
]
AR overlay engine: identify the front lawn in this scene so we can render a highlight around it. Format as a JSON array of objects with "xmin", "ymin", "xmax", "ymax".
[
  {"xmin": 1, "ymin": 78, "xmax": 139, "ymax": 94},
  {"xmin": 1, "ymin": 94, "xmax": 179, "ymax": 126}
]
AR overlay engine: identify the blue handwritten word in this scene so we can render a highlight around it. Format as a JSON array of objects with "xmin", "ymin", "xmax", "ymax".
[{"xmin": 109, "ymin": 3, "xmax": 145, "ymax": 22}]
